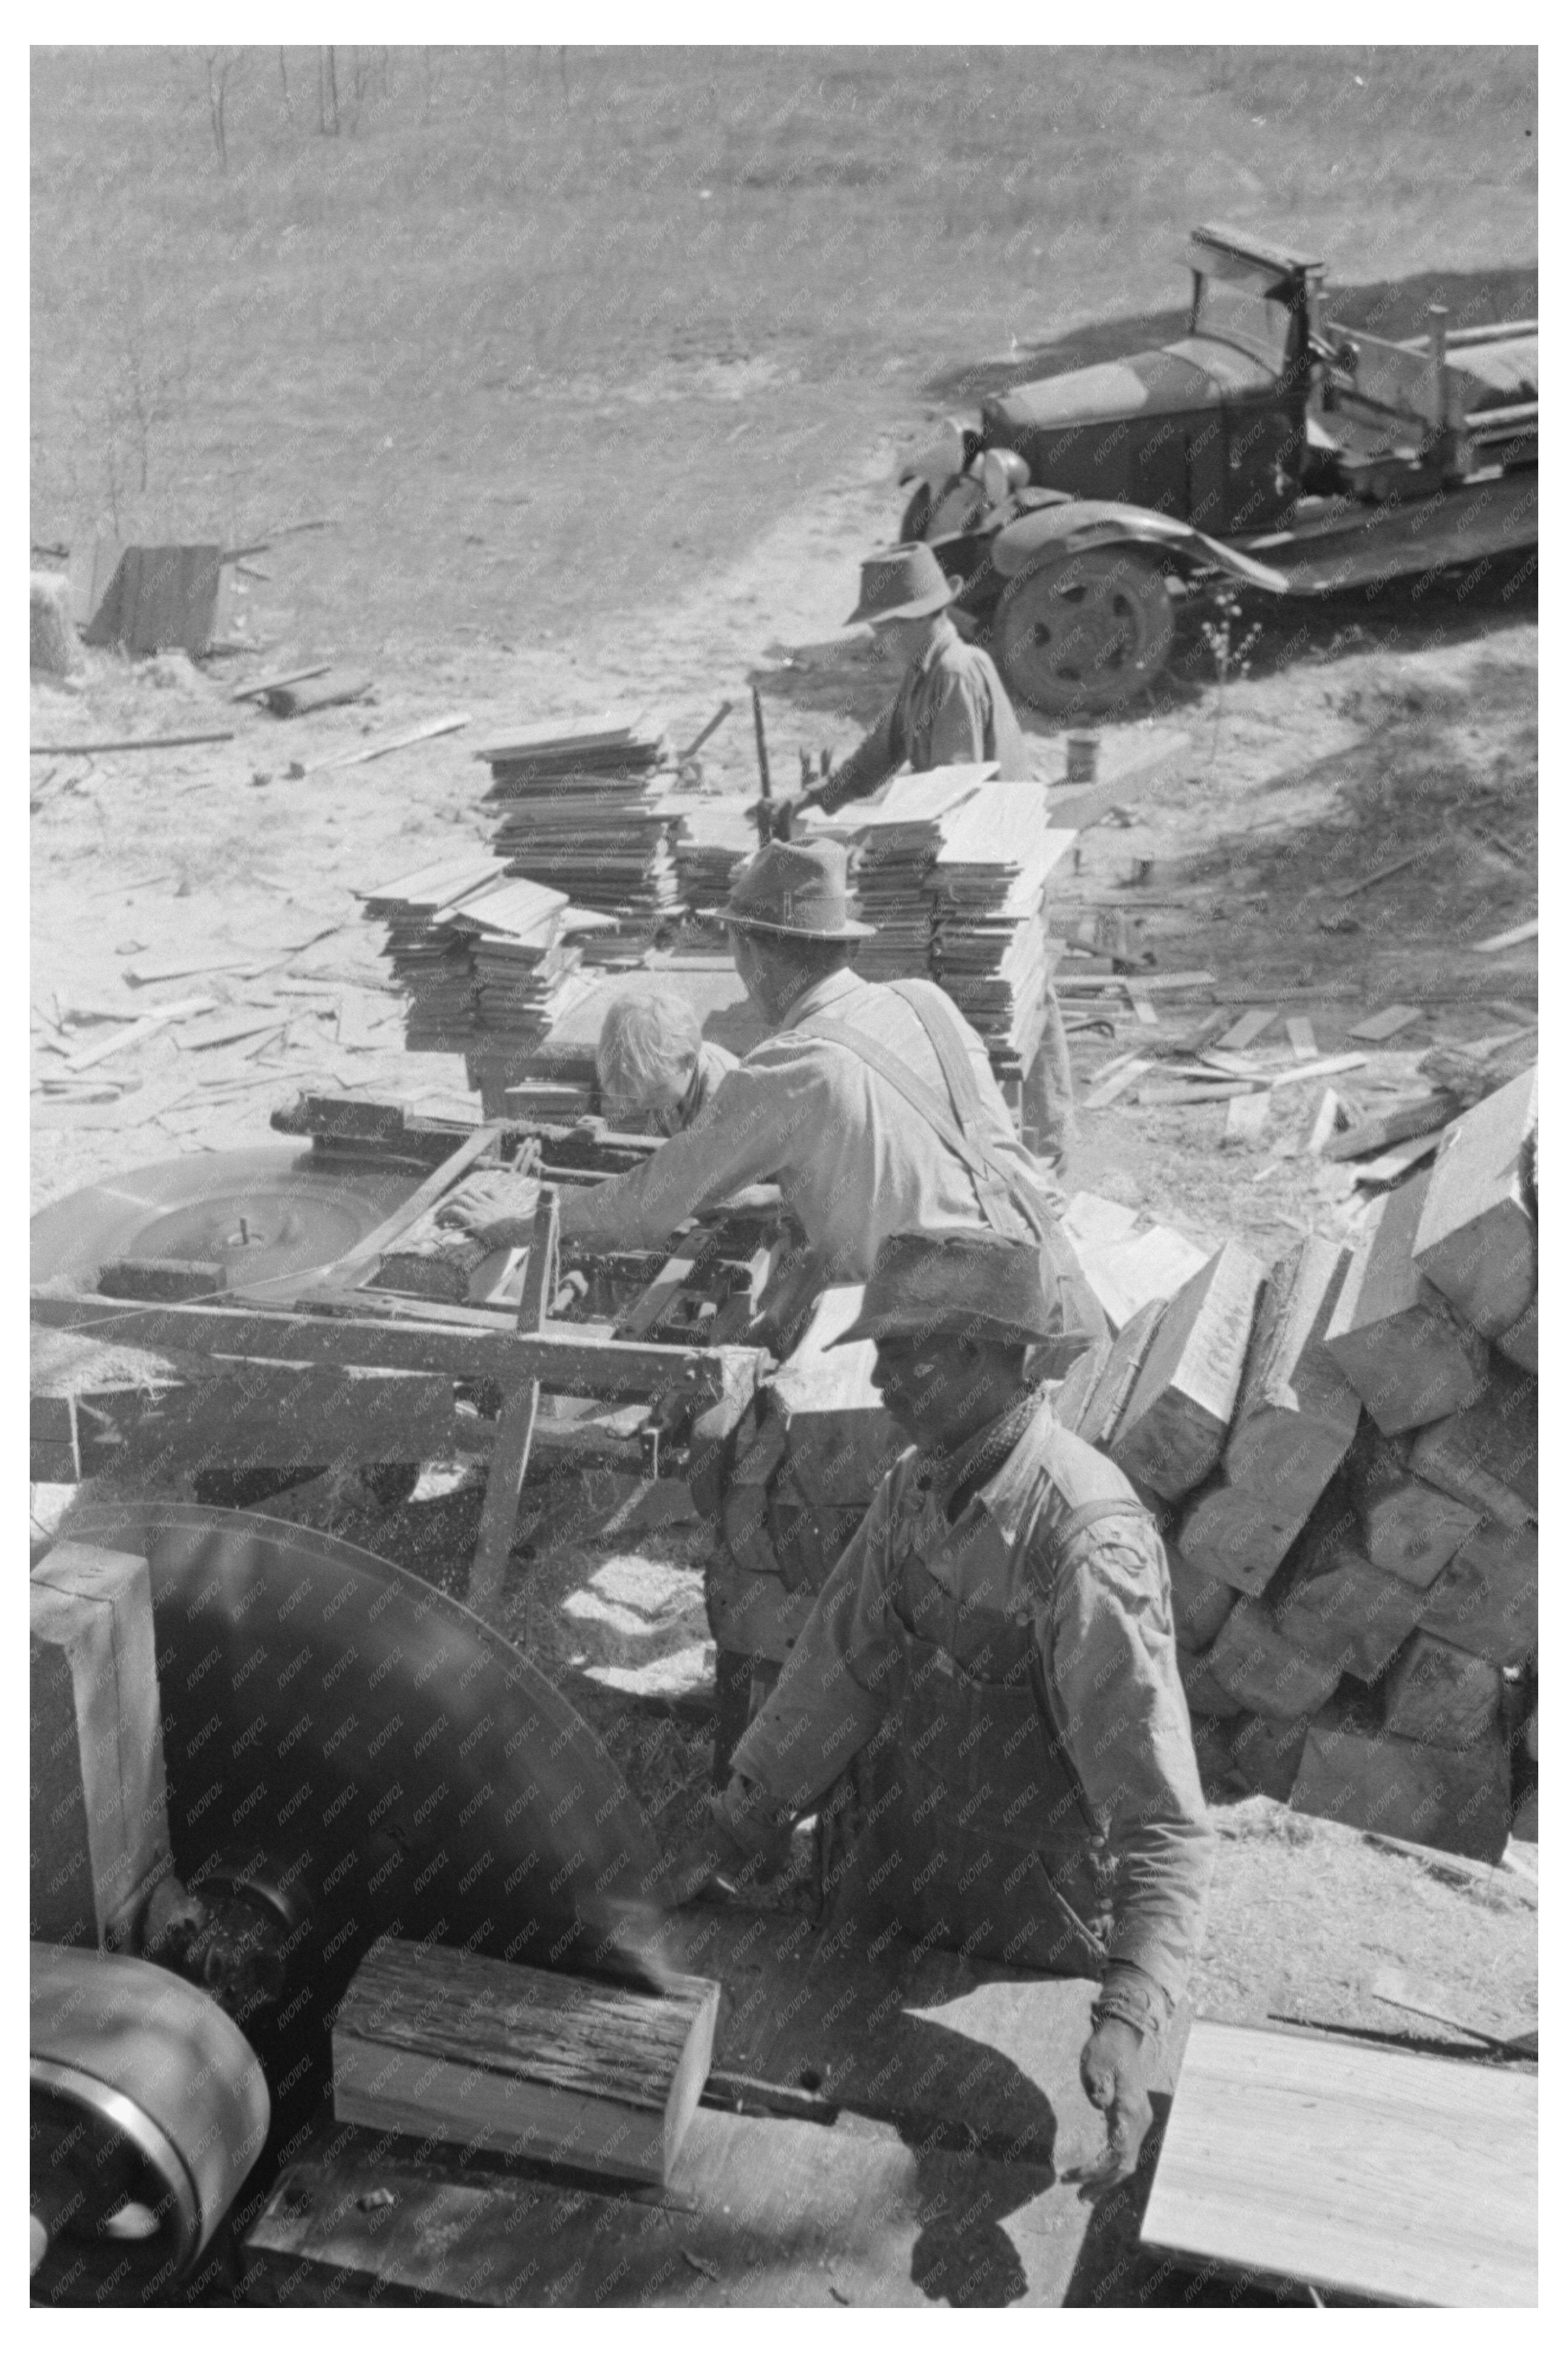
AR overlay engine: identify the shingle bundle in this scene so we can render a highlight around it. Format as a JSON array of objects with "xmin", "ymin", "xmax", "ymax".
[
  {"xmin": 671, "ymin": 802, "xmax": 755, "ymax": 912},
  {"xmin": 438, "ymin": 874, "xmax": 607, "ymax": 1044},
  {"xmin": 815, "ymin": 766, "xmax": 990, "ymax": 983},
  {"xmin": 357, "ymin": 850, "xmax": 512, "ymax": 1051},
  {"xmin": 927, "ymin": 780, "xmax": 1073, "ymax": 1069},
  {"xmin": 478, "ymin": 724, "xmax": 680, "ymax": 922}
]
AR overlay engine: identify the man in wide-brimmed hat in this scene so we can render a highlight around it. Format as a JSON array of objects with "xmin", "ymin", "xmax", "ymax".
[
  {"xmin": 781, "ymin": 543, "xmax": 1074, "ymax": 1160},
  {"xmin": 665, "ymin": 1225, "xmax": 1214, "ymax": 2193},
  {"xmin": 440, "ymin": 836, "xmax": 1104, "ymax": 1763}
]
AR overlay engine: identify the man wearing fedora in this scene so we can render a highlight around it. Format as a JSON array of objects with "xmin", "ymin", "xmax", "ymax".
[
  {"xmin": 440, "ymin": 835, "xmax": 1105, "ymax": 1769},
  {"xmin": 782, "ymin": 542, "xmax": 1076, "ymax": 1163},
  {"xmin": 666, "ymin": 1225, "xmax": 1214, "ymax": 2193}
]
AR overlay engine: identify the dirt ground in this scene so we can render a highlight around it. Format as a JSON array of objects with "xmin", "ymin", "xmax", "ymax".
[{"xmin": 32, "ymin": 46, "xmax": 1536, "ymax": 2162}]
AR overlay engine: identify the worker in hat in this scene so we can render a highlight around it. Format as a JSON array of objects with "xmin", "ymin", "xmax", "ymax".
[
  {"xmin": 440, "ymin": 837, "xmax": 1106, "ymax": 1755},
  {"xmin": 665, "ymin": 1226, "xmax": 1214, "ymax": 2193},
  {"xmin": 778, "ymin": 543, "xmax": 1075, "ymax": 1163}
]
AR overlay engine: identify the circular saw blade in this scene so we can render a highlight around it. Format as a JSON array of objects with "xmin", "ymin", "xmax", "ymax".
[
  {"xmin": 63, "ymin": 1502, "xmax": 674, "ymax": 2131},
  {"xmin": 31, "ymin": 1145, "xmax": 422, "ymax": 1294}
]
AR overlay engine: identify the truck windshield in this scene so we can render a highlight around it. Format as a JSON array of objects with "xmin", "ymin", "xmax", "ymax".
[{"xmin": 1193, "ymin": 276, "xmax": 1293, "ymax": 373}]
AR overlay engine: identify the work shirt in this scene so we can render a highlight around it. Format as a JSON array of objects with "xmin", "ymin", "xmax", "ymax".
[
  {"xmin": 818, "ymin": 615, "xmax": 1030, "ymax": 814},
  {"xmin": 651, "ymin": 1040, "xmax": 739, "ymax": 1137},
  {"xmin": 731, "ymin": 1391, "xmax": 1215, "ymax": 2018},
  {"xmin": 558, "ymin": 967, "xmax": 1060, "ymax": 1275}
]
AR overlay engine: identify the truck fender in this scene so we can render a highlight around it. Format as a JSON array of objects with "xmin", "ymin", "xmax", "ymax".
[{"xmin": 991, "ymin": 499, "xmax": 1289, "ymax": 594}]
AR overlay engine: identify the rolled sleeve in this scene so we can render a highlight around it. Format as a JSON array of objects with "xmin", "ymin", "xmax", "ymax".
[
  {"xmin": 731, "ymin": 1484, "xmax": 901, "ymax": 1812},
  {"xmin": 1038, "ymin": 1521, "xmax": 1214, "ymax": 2018},
  {"xmin": 558, "ymin": 1062, "xmax": 814, "ymax": 1252}
]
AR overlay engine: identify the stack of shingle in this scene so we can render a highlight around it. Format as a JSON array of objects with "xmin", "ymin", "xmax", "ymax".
[
  {"xmin": 479, "ymin": 724, "xmax": 680, "ymax": 923},
  {"xmin": 1053, "ymin": 1065, "xmax": 1538, "ymax": 1864},
  {"xmin": 813, "ymin": 767, "xmax": 990, "ymax": 984},
  {"xmin": 439, "ymin": 875, "xmax": 607, "ymax": 1045},
  {"xmin": 671, "ymin": 802, "xmax": 756, "ymax": 913},
  {"xmin": 927, "ymin": 780, "xmax": 1073, "ymax": 1069},
  {"xmin": 357, "ymin": 850, "xmax": 512, "ymax": 1051}
]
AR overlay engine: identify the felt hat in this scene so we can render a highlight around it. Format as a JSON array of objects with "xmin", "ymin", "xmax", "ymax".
[
  {"xmin": 831, "ymin": 1228, "xmax": 1062, "ymax": 1349},
  {"xmin": 705, "ymin": 837, "xmax": 875, "ymax": 940},
  {"xmin": 845, "ymin": 542, "xmax": 956, "ymax": 627}
]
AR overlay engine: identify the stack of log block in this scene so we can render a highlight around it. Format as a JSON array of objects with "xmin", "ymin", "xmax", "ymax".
[{"xmin": 1056, "ymin": 1065, "xmax": 1538, "ymax": 1862}]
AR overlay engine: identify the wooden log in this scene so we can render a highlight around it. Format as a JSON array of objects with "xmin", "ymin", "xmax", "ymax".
[
  {"xmin": 1407, "ymin": 1359, "xmax": 1536, "ymax": 1530},
  {"xmin": 1323, "ymin": 1172, "xmax": 1490, "ymax": 1434},
  {"xmin": 1381, "ymin": 1632, "xmax": 1503, "ymax": 1750},
  {"xmin": 1075, "ymin": 1224, "xmax": 1208, "ymax": 1333},
  {"xmin": 30, "ymin": 1544, "xmax": 170, "ymax": 1945},
  {"xmin": 1412, "ymin": 1067, "xmax": 1536, "ymax": 1336},
  {"xmin": 1203, "ymin": 1596, "xmax": 1342, "ymax": 1722},
  {"xmin": 1347, "ymin": 1426, "xmax": 1480, "ymax": 1588},
  {"xmin": 1067, "ymin": 1296, "xmax": 1164, "ymax": 1448},
  {"xmin": 1320, "ymin": 1096, "xmax": 1457, "ymax": 1163},
  {"xmin": 1177, "ymin": 1486, "xmax": 1303, "ymax": 1599},
  {"xmin": 261, "ymin": 675, "xmax": 373, "ymax": 718},
  {"xmin": 1051, "ymin": 1336, "xmax": 1110, "ymax": 1435},
  {"xmin": 332, "ymin": 1937, "xmax": 721, "ymax": 2187},
  {"xmin": 1269, "ymin": 1523, "xmax": 1422, "ymax": 1684},
  {"xmin": 1290, "ymin": 1711, "xmax": 1512, "ymax": 1863},
  {"xmin": 1166, "ymin": 1543, "xmax": 1238, "ymax": 1651},
  {"xmin": 1111, "ymin": 1243, "xmax": 1267, "ymax": 1500},
  {"xmin": 1493, "ymin": 1298, "xmax": 1536, "ymax": 1373},
  {"xmin": 1225, "ymin": 1711, "xmax": 1315, "ymax": 1801},
  {"xmin": 1415, "ymin": 1519, "xmax": 1537, "ymax": 1670}
]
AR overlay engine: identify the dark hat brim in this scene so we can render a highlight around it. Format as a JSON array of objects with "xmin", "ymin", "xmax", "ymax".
[
  {"xmin": 828, "ymin": 1304, "xmax": 1057, "ymax": 1349},
  {"xmin": 844, "ymin": 581, "xmax": 955, "ymax": 627},
  {"xmin": 696, "ymin": 904, "xmax": 877, "ymax": 939}
]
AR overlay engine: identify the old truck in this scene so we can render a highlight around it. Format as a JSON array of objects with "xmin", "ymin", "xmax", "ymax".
[{"xmin": 898, "ymin": 223, "xmax": 1537, "ymax": 715}]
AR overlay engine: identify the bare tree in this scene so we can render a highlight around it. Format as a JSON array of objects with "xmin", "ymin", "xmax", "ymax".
[
  {"xmin": 278, "ymin": 47, "xmax": 292, "ymax": 120},
  {"xmin": 199, "ymin": 47, "xmax": 246, "ymax": 172},
  {"xmin": 318, "ymin": 45, "xmax": 340, "ymax": 136}
]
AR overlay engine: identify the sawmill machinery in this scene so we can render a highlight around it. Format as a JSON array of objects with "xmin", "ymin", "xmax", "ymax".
[{"xmin": 30, "ymin": 1503, "xmax": 675, "ymax": 2306}]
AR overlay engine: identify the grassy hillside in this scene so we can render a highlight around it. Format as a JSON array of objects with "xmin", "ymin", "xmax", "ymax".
[{"xmin": 32, "ymin": 45, "xmax": 1536, "ymax": 662}]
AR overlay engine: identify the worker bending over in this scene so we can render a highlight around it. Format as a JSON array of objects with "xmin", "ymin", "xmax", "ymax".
[
  {"xmin": 668, "ymin": 1226, "xmax": 1215, "ymax": 2189},
  {"xmin": 595, "ymin": 984, "xmax": 737, "ymax": 1135},
  {"xmin": 778, "ymin": 543, "xmax": 1075, "ymax": 1163}
]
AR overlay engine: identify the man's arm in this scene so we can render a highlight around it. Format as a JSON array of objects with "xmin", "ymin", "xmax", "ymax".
[
  {"xmin": 1036, "ymin": 1517, "xmax": 1216, "ymax": 2029},
  {"xmin": 812, "ymin": 705, "xmax": 901, "ymax": 816},
  {"xmin": 558, "ymin": 1054, "xmax": 819, "ymax": 1252},
  {"xmin": 728, "ymin": 1482, "xmax": 901, "ymax": 1812}
]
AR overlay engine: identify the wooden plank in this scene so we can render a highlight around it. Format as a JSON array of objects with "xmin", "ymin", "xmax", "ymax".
[
  {"xmin": 1292, "ymin": 1716, "xmax": 1512, "ymax": 1866},
  {"xmin": 1382, "ymin": 1630, "xmax": 1502, "ymax": 1749},
  {"xmin": 1137, "ymin": 1080, "xmax": 1254, "ymax": 1105},
  {"xmin": 332, "ymin": 1937, "xmax": 721, "ymax": 2187},
  {"xmin": 1411, "ymin": 1067, "xmax": 1536, "ymax": 1336},
  {"xmin": 1326, "ymin": 848, "xmax": 1426, "ymax": 898},
  {"xmin": 1217, "ymin": 1009, "xmax": 1275, "ymax": 1051},
  {"xmin": 1352, "ymin": 1135, "xmax": 1442, "ymax": 1187},
  {"xmin": 1128, "ymin": 989, "xmax": 1159, "ymax": 1027},
  {"xmin": 1142, "ymin": 2018, "xmax": 1536, "ymax": 2307},
  {"xmin": 304, "ymin": 711, "xmax": 470, "ymax": 774},
  {"xmin": 467, "ymin": 1187, "xmax": 558, "ymax": 1612},
  {"xmin": 1110, "ymin": 1243, "xmax": 1267, "ymax": 1500},
  {"xmin": 30, "ymin": 729, "xmax": 235, "ymax": 755},
  {"xmin": 27, "ymin": 1293, "xmax": 735, "ymax": 1401},
  {"xmin": 1323, "ymin": 1172, "xmax": 1490, "ymax": 1434},
  {"xmin": 1368, "ymin": 1971, "xmax": 1536, "ymax": 2058},
  {"xmin": 1347, "ymin": 1004, "xmax": 1423, "ymax": 1043},
  {"xmin": 1414, "ymin": 1519, "xmax": 1536, "ymax": 1669},
  {"xmin": 1471, "ymin": 918, "xmax": 1537, "ymax": 954},
  {"xmin": 1321, "ymin": 1095, "xmax": 1453, "ymax": 1161},
  {"xmin": 231, "ymin": 661, "xmax": 332, "ymax": 702},
  {"xmin": 1303, "ymin": 1085, "xmax": 1348, "ymax": 1157},
  {"xmin": 64, "ymin": 995, "xmax": 216, "ymax": 1070},
  {"xmin": 30, "ymin": 1545, "xmax": 170, "ymax": 1945},
  {"xmin": 1221, "ymin": 1090, "xmax": 1270, "ymax": 1148},
  {"xmin": 1053, "ymin": 969, "xmax": 1216, "ymax": 993},
  {"xmin": 1264, "ymin": 1051, "xmax": 1366, "ymax": 1092},
  {"xmin": 1075, "ymin": 1223, "xmax": 1208, "ymax": 1333},
  {"xmin": 1084, "ymin": 1057, "xmax": 1149, "ymax": 1108},
  {"xmin": 329, "ymin": 1123, "xmax": 506, "ymax": 1288},
  {"xmin": 1285, "ymin": 1015, "xmax": 1316, "ymax": 1061}
]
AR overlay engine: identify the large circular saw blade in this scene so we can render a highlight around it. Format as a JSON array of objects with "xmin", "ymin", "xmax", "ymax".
[
  {"xmin": 61, "ymin": 1503, "xmax": 674, "ymax": 2126},
  {"xmin": 31, "ymin": 1144, "xmax": 423, "ymax": 1294}
]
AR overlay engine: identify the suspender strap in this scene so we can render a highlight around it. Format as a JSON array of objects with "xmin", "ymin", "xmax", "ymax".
[{"xmin": 794, "ymin": 983, "xmax": 1047, "ymax": 1240}]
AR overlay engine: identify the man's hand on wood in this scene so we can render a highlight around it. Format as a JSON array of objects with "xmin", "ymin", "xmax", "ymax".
[
  {"xmin": 1071, "ymin": 2016, "xmax": 1156, "ymax": 2194},
  {"xmin": 663, "ymin": 1781, "xmax": 794, "ymax": 1906},
  {"xmin": 434, "ymin": 1170, "xmax": 542, "ymax": 1252}
]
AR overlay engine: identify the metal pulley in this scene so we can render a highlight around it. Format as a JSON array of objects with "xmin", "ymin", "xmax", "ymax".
[{"xmin": 30, "ymin": 1945, "xmax": 270, "ymax": 2298}]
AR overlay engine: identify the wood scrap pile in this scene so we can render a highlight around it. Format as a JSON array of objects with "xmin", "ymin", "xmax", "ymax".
[
  {"xmin": 1058, "ymin": 1063, "xmax": 1538, "ymax": 1863},
  {"xmin": 480, "ymin": 723, "xmax": 680, "ymax": 924}
]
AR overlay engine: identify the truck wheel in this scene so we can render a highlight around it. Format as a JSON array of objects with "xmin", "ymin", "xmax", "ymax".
[{"xmin": 995, "ymin": 546, "xmax": 1174, "ymax": 716}]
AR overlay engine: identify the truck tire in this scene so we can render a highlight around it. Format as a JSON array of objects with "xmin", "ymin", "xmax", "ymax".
[{"xmin": 995, "ymin": 545, "xmax": 1174, "ymax": 716}]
